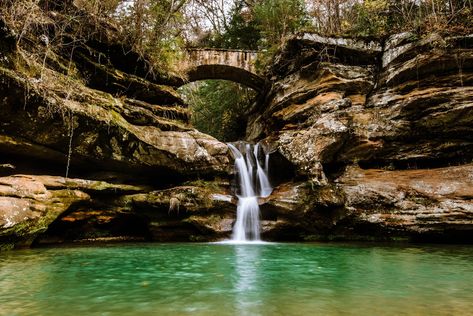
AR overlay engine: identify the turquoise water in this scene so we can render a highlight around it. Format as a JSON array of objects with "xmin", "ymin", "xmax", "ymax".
[{"xmin": 1, "ymin": 243, "xmax": 473, "ymax": 315}]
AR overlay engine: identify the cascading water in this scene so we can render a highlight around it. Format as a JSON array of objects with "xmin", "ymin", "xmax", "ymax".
[{"xmin": 228, "ymin": 142, "xmax": 272, "ymax": 242}]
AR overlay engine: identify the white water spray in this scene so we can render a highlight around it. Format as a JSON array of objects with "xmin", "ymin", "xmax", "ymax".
[
  {"xmin": 254, "ymin": 144, "xmax": 272, "ymax": 198},
  {"xmin": 228, "ymin": 142, "xmax": 272, "ymax": 242}
]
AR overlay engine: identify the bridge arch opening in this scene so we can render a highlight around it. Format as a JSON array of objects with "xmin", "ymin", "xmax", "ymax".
[
  {"xmin": 178, "ymin": 79, "xmax": 258, "ymax": 142},
  {"xmin": 183, "ymin": 64, "xmax": 265, "ymax": 92},
  {"xmin": 177, "ymin": 48, "xmax": 266, "ymax": 142}
]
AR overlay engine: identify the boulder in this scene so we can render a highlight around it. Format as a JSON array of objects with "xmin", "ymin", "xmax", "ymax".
[
  {"xmin": 338, "ymin": 165, "xmax": 473, "ymax": 241},
  {"xmin": 0, "ymin": 175, "xmax": 91, "ymax": 249},
  {"xmin": 33, "ymin": 180, "xmax": 236, "ymax": 245}
]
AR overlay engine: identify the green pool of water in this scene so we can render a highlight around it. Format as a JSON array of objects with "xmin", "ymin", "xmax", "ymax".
[{"xmin": 1, "ymin": 242, "xmax": 473, "ymax": 315}]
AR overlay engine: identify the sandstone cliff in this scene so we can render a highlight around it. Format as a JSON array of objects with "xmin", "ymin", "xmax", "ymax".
[
  {"xmin": 249, "ymin": 32, "xmax": 473, "ymax": 242},
  {"xmin": 1, "ymin": 3, "xmax": 472, "ymax": 248},
  {"xmin": 0, "ymin": 5, "xmax": 233, "ymax": 249}
]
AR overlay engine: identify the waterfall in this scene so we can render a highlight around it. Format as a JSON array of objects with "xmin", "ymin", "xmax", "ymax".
[
  {"xmin": 228, "ymin": 142, "xmax": 272, "ymax": 242},
  {"xmin": 254, "ymin": 144, "xmax": 272, "ymax": 198}
]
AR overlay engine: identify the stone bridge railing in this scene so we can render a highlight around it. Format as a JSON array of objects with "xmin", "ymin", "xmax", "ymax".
[
  {"xmin": 184, "ymin": 48, "xmax": 258, "ymax": 74},
  {"xmin": 182, "ymin": 48, "xmax": 265, "ymax": 92}
]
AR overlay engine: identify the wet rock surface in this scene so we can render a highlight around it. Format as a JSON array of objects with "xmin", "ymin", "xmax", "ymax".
[
  {"xmin": 0, "ymin": 175, "xmax": 90, "ymax": 250},
  {"xmin": 0, "ymin": 174, "xmax": 236, "ymax": 248},
  {"xmin": 338, "ymin": 165, "xmax": 473, "ymax": 241}
]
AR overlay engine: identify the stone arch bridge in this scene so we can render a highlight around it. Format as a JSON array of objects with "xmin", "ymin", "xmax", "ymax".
[{"xmin": 182, "ymin": 48, "xmax": 266, "ymax": 92}]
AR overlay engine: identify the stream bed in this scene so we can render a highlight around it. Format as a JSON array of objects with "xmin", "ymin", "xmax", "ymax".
[{"xmin": 1, "ymin": 242, "xmax": 473, "ymax": 315}]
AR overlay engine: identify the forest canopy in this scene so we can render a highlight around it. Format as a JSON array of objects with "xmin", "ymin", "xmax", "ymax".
[{"xmin": 4, "ymin": 0, "xmax": 470, "ymax": 71}]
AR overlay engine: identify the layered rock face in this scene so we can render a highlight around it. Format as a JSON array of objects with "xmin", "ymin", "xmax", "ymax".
[
  {"xmin": 0, "ymin": 6, "xmax": 232, "ymax": 249},
  {"xmin": 249, "ymin": 32, "xmax": 473, "ymax": 242},
  {"xmin": 1, "ymin": 3, "xmax": 472, "ymax": 248}
]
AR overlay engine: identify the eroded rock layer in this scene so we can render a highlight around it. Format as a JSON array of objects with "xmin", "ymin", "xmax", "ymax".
[
  {"xmin": 248, "ymin": 32, "xmax": 473, "ymax": 242},
  {"xmin": 1, "ymin": 4, "xmax": 472, "ymax": 248},
  {"xmin": 0, "ymin": 5, "xmax": 232, "ymax": 249}
]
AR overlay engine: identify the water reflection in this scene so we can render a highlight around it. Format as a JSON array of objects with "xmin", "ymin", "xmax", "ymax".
[{"xmin": 234, "ymin": 245, "xmax": 262, "ymax": 316}]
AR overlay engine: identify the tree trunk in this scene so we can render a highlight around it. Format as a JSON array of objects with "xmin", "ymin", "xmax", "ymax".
[{"xmin": 134, "ymin": 0, "xmax": 146, "ymax": 47}]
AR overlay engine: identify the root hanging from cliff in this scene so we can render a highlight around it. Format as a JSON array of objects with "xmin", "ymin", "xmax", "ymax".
[
  {"xmin": 455, "ymin": 52, "xmax": 465, "ymax": 87},
  {"xmin": 65, "ymin": 111, "xmax": 74, "ymax": 179}
]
